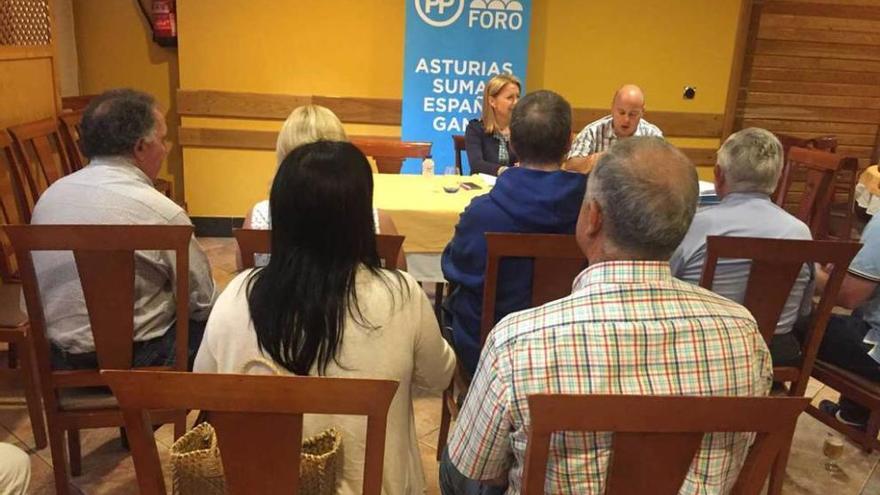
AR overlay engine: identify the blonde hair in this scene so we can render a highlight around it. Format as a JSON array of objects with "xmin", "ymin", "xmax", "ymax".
[
  {"xmin": 481, "ymin": 73, "xmax": 521, "ymax": 134},
  {"xmin": 275, "ymin": 105, "xmax": 347, "ymax": 164}
]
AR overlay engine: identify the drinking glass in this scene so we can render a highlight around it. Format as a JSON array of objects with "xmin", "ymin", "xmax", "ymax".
[
  {"xmin": 443, "ymin": 165, "xmax": 460, "ymax": 193},
  {"xmin": 823, "ymin": 433, "xmax": 844, "ymax": 473}
]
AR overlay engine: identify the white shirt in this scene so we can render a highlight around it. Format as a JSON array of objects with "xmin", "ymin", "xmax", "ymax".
[
  {"xmin": 568, "ymin": 115, "xmax": 663, "ymax": 158},
  {"xmin": 194, "ymin": 267, "xmax": 455, "ymax": 495},
  {"xmin": 30, "ymin": 156, "xmax": 216, "ymax": 353}
]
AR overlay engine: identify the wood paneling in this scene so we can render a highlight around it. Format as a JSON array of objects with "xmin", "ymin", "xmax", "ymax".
[
  {"xmin": 180, "ymin": 89, "xmax": 723, "ymax": 140},
  {"xmin": 177, "ymin": 90, "xmax": 401, "ymax": 125},
  {"xmin": 178, "ymin": 127, "xmax": 432, "ymax": 173},
  {"xmin": 733, "ymin": 0, "xmax": 880, "ymax": 167},
  {"xmin": 178, "ymin": 89, "xmax": 724, "ymax": 167},
  {"xmin": 572, "ymin": 109, "xmax": 723, "ymax": 138}
]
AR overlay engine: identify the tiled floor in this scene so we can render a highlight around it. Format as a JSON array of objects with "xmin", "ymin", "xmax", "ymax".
[{"xmin": 1, "ymin": 237, "xmax": 878, "ymax": 494}]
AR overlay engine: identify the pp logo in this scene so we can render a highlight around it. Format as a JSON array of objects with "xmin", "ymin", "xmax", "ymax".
[
  {"xmin": 468, "ymin": 0, "xmax": 524, "ymax": 30},
  {"xmin": 415, "ymin": 0, "xmax": 466, "ymax": 27}
]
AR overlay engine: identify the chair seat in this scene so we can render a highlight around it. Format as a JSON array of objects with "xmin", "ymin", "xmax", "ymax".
[
  {"xmin": 58, "ymin": 387, "xmax": 118, "ymax": 411},
  {"xmin": 0, "ymin": 283, "xmax": 27, "ymax": 327},
  {"xmin": 813, "ymin": 361, "xmax": 880, "ymax": 400}
]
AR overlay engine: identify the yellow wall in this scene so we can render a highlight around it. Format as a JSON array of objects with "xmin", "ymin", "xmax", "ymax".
[
  {"xmin": 75, "ymin": 0, "xmax": 741, "ymax": 216},
  {"xmin": 72, "ymin": 0, "xmax": 181, "ymax": 197}
]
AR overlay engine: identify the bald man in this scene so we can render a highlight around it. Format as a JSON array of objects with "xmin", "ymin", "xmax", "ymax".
[{"xmin": 564, "ymin": 84, "xmax": 663, "ymax": 174}]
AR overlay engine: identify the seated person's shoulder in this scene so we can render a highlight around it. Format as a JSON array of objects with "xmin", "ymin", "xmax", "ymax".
[{"xmin": 465, "ymin": 119, "xmax": 484, "ymax": 137}]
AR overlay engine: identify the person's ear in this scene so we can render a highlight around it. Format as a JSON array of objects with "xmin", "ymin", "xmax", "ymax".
[
  {"xmin": 585, "ymin": 198, "xmax": 603, "ymax": 237},
  {"xmin": 132, "ymin": 138, "xmax": 147, "ymax": 163},
  {"xmin": 563, "ymin": 130, "xmax": 573, "ymax": 156},
  {"xmin": 714, "ymin": 164, "xmax": 724, "ymax": 189}
]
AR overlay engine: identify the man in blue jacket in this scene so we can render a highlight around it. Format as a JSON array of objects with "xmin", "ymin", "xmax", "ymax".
[{"xmin": 442, "ymin": 90, "xmax": 587, "ymax": 375}]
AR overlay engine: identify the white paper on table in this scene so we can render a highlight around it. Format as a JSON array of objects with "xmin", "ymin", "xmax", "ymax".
[
  {"xmin": 699, "ymin": 180, "xmax": 716, "ymax": 196},
  {"xmin": 477, "ymin": 173, "xmax": 497, "ymax": 187}
]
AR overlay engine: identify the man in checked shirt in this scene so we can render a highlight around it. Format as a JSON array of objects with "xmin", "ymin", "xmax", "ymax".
[{"xmin": 440, "ymin": 137, "xmax": 772, "ymax": 495}]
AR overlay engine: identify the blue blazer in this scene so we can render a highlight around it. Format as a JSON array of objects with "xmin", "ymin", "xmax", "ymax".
[{"xmin": 465, "ymin": 119, "xmax": 519, "ymax": 176}]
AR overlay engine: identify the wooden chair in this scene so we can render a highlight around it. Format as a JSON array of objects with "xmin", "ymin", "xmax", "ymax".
[
  {"xmin": 699, "ymin": 236, "xmax": 860, "ymax": 495},
  {"xmin": 58, "ymin": 110, "xmax": 86, "ymax": 171},
  {"xmin": 103, "ymin": 370, "xmax": 398, "ymax": 495},
  {"xmin": 57, "ymin": 110, "xmax": 175, "ymax": 200},
  {"xmin": 7, "ymin": 118, "xmax": 76, "ymax": 221},
  {"xmin": 436, "ymin": 232, "xmax": 587, "ymax": 459},
  {"xmin": 774, "ymin": 134, "xmax": 857, "ymax": 240},
  {"xmin": 0, "ymin": 132, "xmax": 47, "ymax": 450},
  {"xmin": 452, "ymin": 134, "xmax": 465, "ymax": 175},
  {"xmin": 350, "ymin": 136, "xmax": 432, "ymax": 174},
  {"xmin": 521, "ymin": 394, "xmax": 809, "ymax": 495},
  {"xmin": 808, "ymin": 362, "xmax": 880, "ymax": 452},
  {"xmin": 233, "ymin": 228, "xmax": 405, "ymax": 270},
  {"xmin": 5, "ymin": 224, "xmax": 193, "ymax": 495},
  {"xmin": 775, "ymin": 146, "xmax": 854, "ymax": 239}
]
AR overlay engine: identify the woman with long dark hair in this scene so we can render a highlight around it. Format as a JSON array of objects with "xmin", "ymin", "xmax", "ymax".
[{"xmin": 195, "ymin": 141, "xmax": 455, "ymax": 495}]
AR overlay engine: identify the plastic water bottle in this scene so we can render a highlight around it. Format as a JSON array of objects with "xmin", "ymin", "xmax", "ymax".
[{"xmin": 422, "ymin": 155, "xmax": 435, "ymax": 176}]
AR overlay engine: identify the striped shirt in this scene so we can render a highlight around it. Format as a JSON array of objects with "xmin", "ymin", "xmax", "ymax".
[
  {"xmin": 567, "ymin": 115, "xmax": 663, "ymax": 158},
  {"xmin": 448, "ymin": 261, "xmax": 772, "ymax": 495}
]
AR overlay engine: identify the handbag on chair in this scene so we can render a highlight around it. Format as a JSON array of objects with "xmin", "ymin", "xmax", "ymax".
[{"xmin": 169, "ymin": 357, "xmax": 342, "ymax": 494}]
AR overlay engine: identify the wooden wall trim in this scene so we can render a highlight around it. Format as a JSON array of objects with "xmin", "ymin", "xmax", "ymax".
[
  {"xmin": 571, "ymin": 109, "xmax": 722, "ymax": 138},
  {"xmin": 178, "ymin": 89, "xmax": 723, "ymax": 139},
  {"xmin": 0, "ymin": 45, "xmax": 54, "ymax": 61},
  {"xmin": 178, "ymin": 126, "xmax": 715, "ymax": 165},
  {"xmin": 723, "ymin": 0, "xmax": 756, "ymax": 139},
  {"xmin": 179, "ymin": 127, "xmax": 431, "ymax": 156},
  {"xmin": 177, "ymin": 90, "xmax": 401, "ymax": 125}
]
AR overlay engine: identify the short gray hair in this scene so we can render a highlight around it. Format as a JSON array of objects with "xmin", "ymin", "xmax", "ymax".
[
  {"xmin": 80, "ymin": 89, "xmax": 158, "ymax": 159},
  {"xmin": 589, "ymin": 137, "xmax": 698, "ymax": 259},
  {"xmin": 717, "ymin": 128, "xmax": 783, "ymax": 195}
]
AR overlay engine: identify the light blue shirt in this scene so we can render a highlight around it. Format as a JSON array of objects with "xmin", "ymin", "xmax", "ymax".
[
  {"xmin": 670, "ymin": 192, "xmax": 813, "ymax": 335},
  {"xmin": 848, "ymin": 215, "xmax": 880, "ymax": 363}
]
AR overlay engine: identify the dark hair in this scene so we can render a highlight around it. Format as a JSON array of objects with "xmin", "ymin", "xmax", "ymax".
[
  {"xmin": 80, "ymin": 89, "xmax": 157, "ymax": 159},
  {"xmin": 509, "ymin": 90, "xmax": 571, "ymax": 165},
  {"xmin": 246, "ymin": 141, "xmax": 405, "ymax": 375},
  {"xmin": 590, "ymin": 137, "xmax": 698, "ymax": 259}
]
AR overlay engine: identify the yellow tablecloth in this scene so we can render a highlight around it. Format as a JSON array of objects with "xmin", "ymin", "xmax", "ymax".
[{"xmin": 373, "ymin": 174, "xmax": 490, "ymax": 253}]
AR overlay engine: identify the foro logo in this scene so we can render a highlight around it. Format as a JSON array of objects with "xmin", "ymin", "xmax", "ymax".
[
  {"xmin": 468, "ymin": 0, "xmax": 524, "ymax": 30},
  {"xmin": 415, "ymin": 0, "xmax": 466, "ymax": 27}
]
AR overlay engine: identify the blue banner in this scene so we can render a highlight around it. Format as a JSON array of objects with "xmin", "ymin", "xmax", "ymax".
[{"xmin": 401, "ymin": 0, "xmax": 532, "ymax": 174}]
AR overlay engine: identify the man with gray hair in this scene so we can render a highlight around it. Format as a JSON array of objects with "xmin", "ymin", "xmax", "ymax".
[
  {"xmin": 31, "ymin": 88, "xmax": 215, "ymax": 370},
  {"xmin": 442, "ymin": 137, "xmax": 771, "ymax": 494},
  {"xmin": 670, "ymin": 128, "xmax": 812, "ymax": 366}
]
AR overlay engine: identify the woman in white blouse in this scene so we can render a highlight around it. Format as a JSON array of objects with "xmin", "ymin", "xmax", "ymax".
[
  {"xmin": 195, "ymin": 141, "xmax": 455, "ymax": 495},
  {"xmin": 242, "ymin": 104, "xmax": 402, "ymax": 267},
  {"xmin": 243, "ymin": 105, "xmax": 398, "ymax": 232}
]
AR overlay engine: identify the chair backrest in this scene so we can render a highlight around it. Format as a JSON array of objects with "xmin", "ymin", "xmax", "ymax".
[
  {"xmin": 233, "ymin": 228, "xmax": 405, "ymax": 270},
  {"xmin": 103, "ymin": 370, "xmax": 398, "ymax": 495},
  {"xmin": 0, "ymin": 132, "xmax": 27, "ymax": 281},
  {"xmin": 349, "ymin": 137, "xmax": 432, "ymax": 174},
  {"xmin": 58, "ymin": 110, "xmax": 87, "ymax": 171},
  {"xmin": 480, "ymin": 233, "xmax": 586, "ymax": 345},
  {"xmin": 4, "ymin": 225, "xmax": 192, "ymax": 405},
  {"xmin": 776, "ymin": 146, "xmax": 851, "ymax": 239},
  {"xmin": 452, "ymin": 134, "xmax": 465, "ymax": 175},
  {"xmin": 521, "ymin": 394, "xmax": 810, "ymax": 495},
  {"xmin": 7, "ymin": 118, "xmax": 75, "ymax": 221},
  {"xmin": 699, "ymin": 236, "xmax": 860, "ymax": 394},
  {"xmin": 773, "ymin": 135, "xmax": 860, "ymax": 240}
]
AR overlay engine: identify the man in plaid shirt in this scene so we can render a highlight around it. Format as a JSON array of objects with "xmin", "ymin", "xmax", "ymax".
[{"xmin": 440, "ymin": 137, "xmax": 772, "ymax": 495}]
